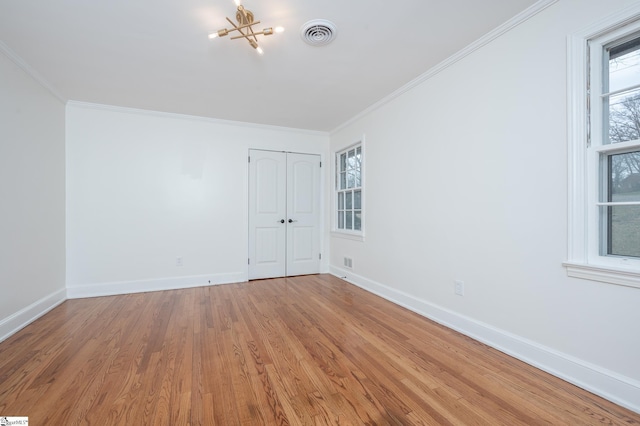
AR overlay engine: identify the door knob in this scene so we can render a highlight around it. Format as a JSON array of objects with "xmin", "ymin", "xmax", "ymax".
[
  {"xmin": 288, "ymin": 219, "xmax": 297, "ymax": 223},
  {"xmin": 279, "ymin": 219, "xmax": 285, "ymax": 224}
]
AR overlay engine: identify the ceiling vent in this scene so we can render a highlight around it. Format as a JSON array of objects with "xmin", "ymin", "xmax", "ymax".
[{"xmin": 300, "ymin": 19, "xmax": 336, "ymax": 46}]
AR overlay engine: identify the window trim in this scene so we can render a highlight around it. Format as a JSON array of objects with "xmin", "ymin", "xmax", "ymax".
[
  {"xmin": 332, "ymin": 137, "xmax": 365, "ymax": 241},
  {"xmin": 565, "ymin": 5, "xmax": 640, "ymax": 289}
]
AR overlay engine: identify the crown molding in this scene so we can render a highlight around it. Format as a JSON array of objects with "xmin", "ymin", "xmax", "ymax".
[
  {"xmin": 0, "ymin": 41, "xmax": 66, "ymax": 104},
  {"xmin": 66, "ymin": 101, "xmax": 330, "ymax": 137},
  {"xmin": 330, "ymin": 0, "xmax": 559, "ymax": 135}
]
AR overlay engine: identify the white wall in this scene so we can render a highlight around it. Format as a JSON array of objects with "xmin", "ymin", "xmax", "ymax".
[
  {"xmin": 66, "ymin": 103, "xmax": 330, "ymax": 297},
  {"xmin": 0, "ymin": 48, "xmax": 66, "ymax": 340},
  {"xmin": 330, "ymin": 0, "xmax": 640, "ymax": 412}
]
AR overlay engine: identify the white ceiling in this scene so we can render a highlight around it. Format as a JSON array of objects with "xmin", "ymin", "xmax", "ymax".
[{"xmin": 0, "ymin": 0, "xmax": 538, "ymax": 132}]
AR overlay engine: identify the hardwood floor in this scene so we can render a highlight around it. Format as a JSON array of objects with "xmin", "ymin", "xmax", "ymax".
[{"xmin": 0, "ymin": 274, "xmax": 638, "ymax": 425}]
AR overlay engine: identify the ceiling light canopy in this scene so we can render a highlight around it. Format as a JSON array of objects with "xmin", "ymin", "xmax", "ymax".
[{"xmin": 208, "ymin": 0, "xmax": 282, "ymax": 55}]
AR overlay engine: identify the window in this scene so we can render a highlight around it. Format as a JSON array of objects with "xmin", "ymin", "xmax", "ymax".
[
  {"xmin": 596, "ymin": 33, "xmax": 640, "ymax": 259},
  {"xmin": 335, "ymin": 143, "xmax": 363, "ymax": 235},
  {"xmin": 566, "ymin": 9, "xmax": 640, "ymax": 288}
]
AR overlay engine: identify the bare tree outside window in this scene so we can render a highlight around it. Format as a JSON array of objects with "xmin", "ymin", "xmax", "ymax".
[{"xmin": 606, "ymin": 48, "xmax": 640, "ymax": 257}]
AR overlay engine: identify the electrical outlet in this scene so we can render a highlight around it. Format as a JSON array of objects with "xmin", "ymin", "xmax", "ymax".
[
  {"xmin": 176, "ymin": 256, "xmax": 183, "ymax": 267},
  {"xmin": 454, "ymin": 280, "xmax": 464, "ymax": 296}
]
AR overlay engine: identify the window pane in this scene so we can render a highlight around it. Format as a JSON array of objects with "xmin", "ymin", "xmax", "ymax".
[
  {"xmin": 340, "ymin": 153, "xmax": 346, "ymax": 173},
  {"xmin": 347, "ymin": 171, "xmax": 355, "ymax": 188},
  {"xmin": 354, "ymin": 210, "xmax": 361, "ymax": 230},
  {"xmin": 608, "ymin": 37, "xmax": 640, "ymax": 93},
  {"xmin": 355, "ymin": 149, "xmax": 362, "ymax": 187},
  {"xmin": 348, "ymin": 149, "xmax": 355, "ymax": 171},
  {"xmin": 346, "ymin": 191, "xmax": 353, "ymax": 209},
  {"xmin": 354, "ymin": 190, "xmax": 361, "ymax": 209},
  {"xmin": 338, "ymin": 211, "xmax": 344, "ymax": 229},
  {"xmin": 608, "ymin": 88, "xmax": 640, "ymax": 143},
  {"xmin": 609, "ymin": 151, "xmax": 640, "ymax": 202},
  {"xmin": 340, "ymin": 172, "xmax": 346, "ymax": 190},
  {"xmin": 338, "ymin": 192, "xmax": 344, "ymax": 209},
  {"xmin": 607, "ymin": 205, "xmax": 640, "ymax": 257},
  {"xmin": 346, "ymin": 211, "xmax": 353, "ymax": 230}
]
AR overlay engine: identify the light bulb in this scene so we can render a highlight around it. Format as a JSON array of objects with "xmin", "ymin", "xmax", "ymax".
[
  {"xmin": 208, "ymin": 33, "xmax": 218, "ymax": 39},
  {"xmin": 256, "ymin": 46, "xmax": 264, "ymax": 55},
  {"xmin": 275, "ymin": 26, "xmax": 285, "ymax": 33},
  {"xmin": 234, "ymin": 0, "xmax": 241, "ymax": 5}
]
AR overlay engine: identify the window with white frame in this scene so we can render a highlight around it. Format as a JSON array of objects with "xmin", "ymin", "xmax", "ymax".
[
  {"xmin": 335, "ymin": 144, "xmax": 362, "ymax": 234},
  {"xmin": 566, "ymin": 10, "xmax": 640, "ymax": 288}
]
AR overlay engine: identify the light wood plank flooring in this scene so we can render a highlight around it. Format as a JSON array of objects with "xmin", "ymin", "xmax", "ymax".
[{"xmin": 0, "ymin": 274, "xmax": 638, "ymax": 425}]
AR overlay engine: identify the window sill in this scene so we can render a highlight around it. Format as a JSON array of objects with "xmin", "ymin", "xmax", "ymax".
[
  {"xmin": 331, "ymin": 231, "xmax": 364, "ymax": 242},
  {"xmin": 563, "ymin": 261, "xmax": 640, "ymax": 289}
]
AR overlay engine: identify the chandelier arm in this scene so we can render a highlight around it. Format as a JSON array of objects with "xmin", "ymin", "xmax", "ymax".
[
  {"xmin": 238, "ymin": 20, "xmax": 260, "ymax": 31},
  {"xmin": 224, "ymin": 18, "xmax": 260, "ymax": 34},
  {"xmin": 231, "ymin": 30, "xmax": 268, "ymax": 40},
  {"xmin": 227, "ymin": 18, "xmax": 260, "ymax": 48},
  {"xmin": 225, "ymin": 17, "xmax": 252, "ymax": 42},
  {"xmin": 226, "ymin": 16, "xmax": 240, "ymax": 30},
  {"xmin": 226, "ymin": 17, "xmax": 256, "ymax": 44},
  {"xmin": 246, "ymin": 24, "xmax": 259, "ymax": 42}
]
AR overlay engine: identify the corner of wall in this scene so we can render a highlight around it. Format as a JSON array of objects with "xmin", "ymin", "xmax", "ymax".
[{"xmin": 0, "ymin": 289, "xmax": 67, "ymax": 343}]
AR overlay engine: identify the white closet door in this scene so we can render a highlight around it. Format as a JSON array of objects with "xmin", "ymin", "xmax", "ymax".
[
  {"xmin": 248, "ymin": 150, "xmax": 320, "ymax": 279},
  {"xmin": 286, "ymin": 152, "xmax": 320, "ymax": 276},
  {"xmin": 248, "ymin": 150, "xmax": 287, "ymax": 279}
]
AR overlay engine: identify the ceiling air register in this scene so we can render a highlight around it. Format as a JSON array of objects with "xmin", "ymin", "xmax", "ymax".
[{"xmin": 300, "ymin": 19, "xmax": 337, "ymax": 46}]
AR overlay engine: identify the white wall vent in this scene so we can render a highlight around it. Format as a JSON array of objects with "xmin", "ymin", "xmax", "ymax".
[
  {"xmin": 300, "ymin": 19, "xmax": 337, "ymax": 46},
  {"xmin": 343, "ymin": 257, "xmax": 353, "ymax": 269}
]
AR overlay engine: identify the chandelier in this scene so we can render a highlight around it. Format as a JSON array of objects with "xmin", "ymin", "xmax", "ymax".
[{"xmin": 208, "ymin": 0, "xmax": 284, "ymax": 55}]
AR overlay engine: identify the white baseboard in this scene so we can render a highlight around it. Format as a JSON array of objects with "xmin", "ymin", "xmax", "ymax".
[
  {"xmin": 66, "ymin": 272, "xmax": 247, "ymax": 299},
  {"xmin": 330, "ymin": 266, "xmax": 640, "ymax": 414},
  {"xmin": 0, "ymin": 288, "xmax": 67, "ymax": 343}
]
